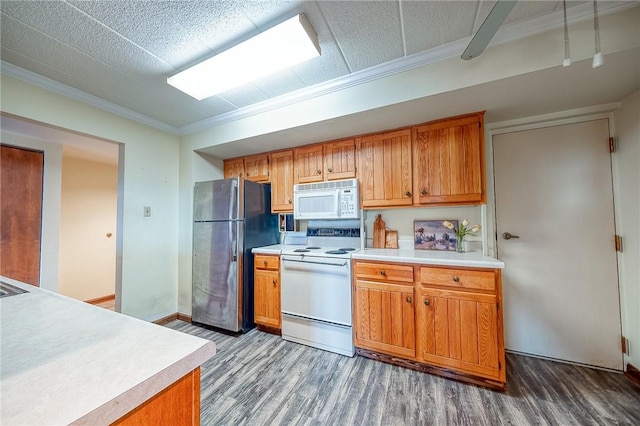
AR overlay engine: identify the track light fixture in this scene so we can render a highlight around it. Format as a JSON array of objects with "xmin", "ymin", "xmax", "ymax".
[
  {"xmin": 562, "ymin": 0, "xmax": 571, "ymax": 67},
  {"xmin": 592, "ymin": 0, "xmax": 604, "ymax": 68}
]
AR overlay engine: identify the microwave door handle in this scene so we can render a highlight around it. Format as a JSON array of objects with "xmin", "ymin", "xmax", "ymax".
[{"xmin": 335, "ymin": 189, "xmax": 341, "ymax": 217}]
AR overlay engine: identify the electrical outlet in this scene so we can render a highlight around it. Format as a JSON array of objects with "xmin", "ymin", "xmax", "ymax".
[{"xmin": 144, "ymin": 206, "xmax": 151, "ymax": 217}]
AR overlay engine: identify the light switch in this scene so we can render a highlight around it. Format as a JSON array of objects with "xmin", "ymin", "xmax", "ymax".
[{"xmin": 144, "ymin": 206, "xmax": 151, "ymax": 217}]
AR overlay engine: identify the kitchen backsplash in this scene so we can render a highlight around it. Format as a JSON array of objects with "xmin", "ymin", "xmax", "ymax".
[{"xmin": 363, "ymin": 205, "xmax": 483, "ymax": 250}]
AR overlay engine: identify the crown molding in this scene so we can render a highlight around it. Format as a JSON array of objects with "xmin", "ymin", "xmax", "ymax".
[{"xmin": 0, "ymin": 61, "xmax": 180, "ymax": 135}]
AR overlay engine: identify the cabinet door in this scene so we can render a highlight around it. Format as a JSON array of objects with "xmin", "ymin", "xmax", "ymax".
[
  {"xmin": 358, "ymin": 129, "xmax": 413, "ymax": 208},
  {"xmin": 244, "ymin": 154, "xmax": 270, "ymax": 182},
  {"xmin": 413, "ymin": 113, "xmax": 484, "ymax": 205},
  {"xmin": 270, "ymin": 150, "xmax": 294, "ymax": 212},
  {"xmin": 418, "ymin": 289, "xmax": 502, "ymax": 380},
  {"xmin": 324, "ymin": 139, "xmax": 356, "ymax": 180},
  {"xmin": 354, "ymin": 280, "xmax": 415, "ymax": 358},
  {"xmin": 254, "ymin": 269, "xmax": 281, "ymax": 328},
  {"xmin": 295, "ymin": 145, "xmax": 324, "ymax": 183},
  {"xmin": 223, "ymin": 158, "xmax": 244, "ymax": 179}
]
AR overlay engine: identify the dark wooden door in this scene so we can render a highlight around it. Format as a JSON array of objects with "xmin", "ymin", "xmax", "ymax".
[{"xmin": 1, "ymin": 144, "xmax": 44, "ymax": 286}]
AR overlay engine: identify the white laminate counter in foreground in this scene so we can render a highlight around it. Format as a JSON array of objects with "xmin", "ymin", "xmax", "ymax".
[
  {"xmin": 0, "ymin": 276, "xmax": 216, "ymax": 425},
  {"xmin": 352, "ymin": 248, "xmax": 505, "ymax": 269}
]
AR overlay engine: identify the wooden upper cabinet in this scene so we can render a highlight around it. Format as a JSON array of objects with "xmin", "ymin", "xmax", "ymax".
[
  {"xmin": 244, "ymin": 154, "xmax": 270, "ymax": 182},
  {"xmin": 223, "ymin": 158, "xmax": 244, "ymax": 179},
  {"xmin": 295, "ymin": 145, "xmax": 324, "ymax": 183},
  {"xmin": 270, "ymin": 150, "xmax": 294, "ymax": 213},
  {"xmin": 413, "ymin": 112, "xmax": 485, "ymax": 205},
  {"xmin": 357, "ymin": 129, "xmax": 413, "ymax": 208},
  {"xmin": 324, "ymin": 138, "xmax": 356, "ymax": 180}
]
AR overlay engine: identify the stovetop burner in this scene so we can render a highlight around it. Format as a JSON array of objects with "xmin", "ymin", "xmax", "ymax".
[
  {"xmin": 339, "ymin": 248, "xmax": 356, "ymax": 251},
  {"xmin": 293, "ymin": 248, "xmax": 310, "ymax": 253},
  {"xmin": 325, "ymin": 250, "xmax": 348, "ymax": 255},
  {"xmin": 305, "ymin": 246, "xmax": 322, "ymax": 250}
]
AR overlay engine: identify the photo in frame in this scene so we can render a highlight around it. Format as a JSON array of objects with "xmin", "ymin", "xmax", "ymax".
[{"xmin": 414, "ymin": 220, "xmax": 458, "ymax": 251}]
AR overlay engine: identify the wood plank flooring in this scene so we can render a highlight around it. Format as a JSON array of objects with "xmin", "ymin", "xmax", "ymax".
[{"xmin": 166, "ymin": 320, "xmax": 640, "ymax": 425}]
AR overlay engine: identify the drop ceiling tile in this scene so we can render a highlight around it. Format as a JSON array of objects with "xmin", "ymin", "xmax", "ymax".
[
  {"xmin": 402, "ymin": 1, "xmax": 478, "ymax": 54},
  {"xmin": 68, "ymin": 0, "xmax": 248, "ymax": 69},
  {"xmin": 317, "ymin": 1, "xmax": 404, "ymax": 72},
  {"xmin": 217, "ymin": 85, "xmax": 270, "ymax": 109},
  {"xmin": 1, "ymin": 1, "xmax": 172, "ymax": 77}
]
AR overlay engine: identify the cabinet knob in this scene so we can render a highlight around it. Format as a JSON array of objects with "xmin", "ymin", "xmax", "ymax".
[
  {"xmin": 288, "ymin": 199, "xmax": 292, "ymax": 204},
  {"xmin": 247, "ymin": 173, "xmax": 250, "ymax": 177},
  {"xmin": 453, "ymin": 276, "xmax": 460, "ymax": 282},
  {"xmin": 406, "ymin": 296, "xmax": 412, "ymax": 303},
  {"xmin": 420, "ymin": 188, "xmax": 428, "ymax": 195},
  {"xmin": 317, "ymin": 169, "xmax": 322, "ymax": 174},
  {"xmin": 405, "ymin": 191, "xmax": 411, "ymax": 197},
  {"xmin": 424, "ymin": 299, "xmax": 430, "ymax": 306},
  {"xmin": 380, "ymin": 270, "xmax": 386, "ymax": 276},
  {"xmin": 263, "ymin": 260, "xmax": 268, "ymax": 266},
  {"xmin": 273, "ymin": 279, "xmax": 277, "ymax": 286},
  {"xmin": 327, "ymin": 168, "xmax": 333, "ymax": 173}
]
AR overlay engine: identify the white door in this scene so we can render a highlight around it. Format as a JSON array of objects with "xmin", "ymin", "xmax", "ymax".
[{"xmin": 493, "ymin": 119, "xmax": 622, "ymax": 370}]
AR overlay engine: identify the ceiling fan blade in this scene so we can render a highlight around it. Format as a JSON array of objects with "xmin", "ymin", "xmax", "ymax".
[{"xmin": 462, "ymin": 0, "xmax": 518, "ymax": 60}]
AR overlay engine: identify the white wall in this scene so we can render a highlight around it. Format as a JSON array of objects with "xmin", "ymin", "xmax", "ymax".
[
  {"xmin": 613, "ymin": 90, "xmax": 640, "ymax": 370},
  {"xmin": 58, "ymin": 151, "xmax": 117, "ymax": 301},
  {"xmin": 1, "ymin": 75, "xmax": 181, "ymax": 322},
  {"xmin": 0, "ymin": 131, "xmax": 62, "ymax": 292}
]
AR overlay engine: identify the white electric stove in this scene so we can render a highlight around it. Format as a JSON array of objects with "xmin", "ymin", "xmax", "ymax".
[{"xmin": 280, "ymin": 221, "xmax": 361, "ymax": 357}]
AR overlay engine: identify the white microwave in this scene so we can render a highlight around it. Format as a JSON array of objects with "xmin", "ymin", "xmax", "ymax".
[{"xmin": 293, "ymin": 178, "xmax": 360, "ymax": 220}]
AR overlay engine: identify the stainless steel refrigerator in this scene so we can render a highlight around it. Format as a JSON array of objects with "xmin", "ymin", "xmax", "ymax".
[{"xmin": 192, "ymin": 178, "xmax": 278, "ymax": 332}]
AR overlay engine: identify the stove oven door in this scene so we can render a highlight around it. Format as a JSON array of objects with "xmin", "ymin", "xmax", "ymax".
[{"xmin": 280, "ymin": 255, "xmax": 352, "ymax": 325}]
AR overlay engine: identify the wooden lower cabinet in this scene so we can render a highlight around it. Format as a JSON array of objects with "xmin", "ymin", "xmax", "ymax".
[
  {"xmin": 353, "ymin": 260, "xmax": 505, "ymax": 389},
  {"xmin": 254, "ymin": 254, "xmax": 281, "ymax": 330},
  {"xmin": 354, "ymin": 280, "xmax": 416, "ymax": 358},
  {"xmin": 417, "ymin": 289, "xmax": 502, "ymax": 382},
  {"xmin": 112, "ymin": 368, "xmax": 201, "ymax": 425}
]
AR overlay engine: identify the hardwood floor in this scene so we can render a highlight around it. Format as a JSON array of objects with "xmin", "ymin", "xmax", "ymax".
[{"xmin": 165, "ymin": 320, "xmax": 640, "ymax": 425}]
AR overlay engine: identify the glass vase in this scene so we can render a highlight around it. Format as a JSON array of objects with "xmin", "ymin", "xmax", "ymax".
[{"xmin": 456, "ymin": 237, "xmax": 465, "ymax": 253}]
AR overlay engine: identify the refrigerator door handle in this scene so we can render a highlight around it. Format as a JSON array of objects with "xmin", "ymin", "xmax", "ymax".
[
  {"xmin": 230, "ymin": 221, "xmax": 238, "ymax": 262},
  {"xmin": 229, "ymin": 179, "xmax": 238, "ymax": 220}
]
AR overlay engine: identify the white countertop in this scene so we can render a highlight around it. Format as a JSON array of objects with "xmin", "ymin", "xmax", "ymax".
[
  {"xmin": 0, "ymin": 277, "xmax": 216, "ymax": 425},
  {"xmin": 352, "ymin": 248, "xmax": 505, "ymax": 269},
  {"xmin": 251, "ymin": 244, "xmax": 285, "ymax": 255},
  {"xmin": 252, "ymin": 245, "xmax": 504, "ymax": 269}
]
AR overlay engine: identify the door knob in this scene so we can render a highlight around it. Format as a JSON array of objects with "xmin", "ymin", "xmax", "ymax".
[{"xmin": 502, "ymin": 232, "xmax": 520, "ymax": 240}]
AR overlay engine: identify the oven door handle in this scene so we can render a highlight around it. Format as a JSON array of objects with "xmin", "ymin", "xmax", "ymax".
[{"xmin": 282, "ymin": 258, "xmax": 347, "ymax": 267}]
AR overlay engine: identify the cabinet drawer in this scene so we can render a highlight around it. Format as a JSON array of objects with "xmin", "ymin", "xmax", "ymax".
[
  {"xmin": 255, "ymin": 255, "xmax": 280, "ymax": 270},
  {"xmin": 420, "ymin": 267, "xmax": 495, "ymax": 291},
  {"xmin": 355, "ymin": 262, "xmax": 414, "ymax": 283}
]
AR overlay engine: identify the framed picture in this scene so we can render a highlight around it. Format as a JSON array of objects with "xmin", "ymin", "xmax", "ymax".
[{"xmin": 414, "ymin": 220, "xmax": 458, "ymax": 251}]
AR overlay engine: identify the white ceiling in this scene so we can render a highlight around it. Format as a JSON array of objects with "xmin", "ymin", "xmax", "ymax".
[{"xmin": 1, "ymin": 0, "xmax": 638, "ymax": 158}]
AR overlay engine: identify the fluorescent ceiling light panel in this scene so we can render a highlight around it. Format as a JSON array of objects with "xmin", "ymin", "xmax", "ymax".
[{"xmin": 168, "ymin": 14, "xmax": 320, "ymax": 100}]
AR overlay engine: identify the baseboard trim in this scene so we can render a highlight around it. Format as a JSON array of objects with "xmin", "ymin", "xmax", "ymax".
[
  {"xmin": 625, "ymin": 363, "xmax": 640, "ymax": 386},
  {"xmin": 177, "ymin": 313, "xmax": 192, "ymax": 323},
  {"xmin": 85, "ymin": 294, "xmax": 115, "ymax": 305},
  {"xmin": 154, "ymin": 313, "xmax": 192, "ymax": 326}
]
